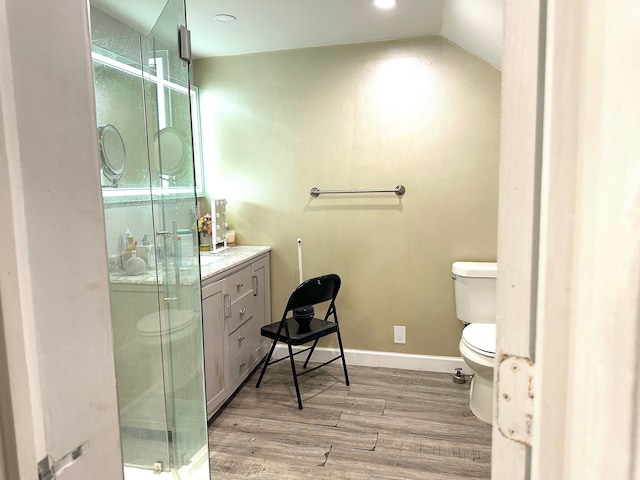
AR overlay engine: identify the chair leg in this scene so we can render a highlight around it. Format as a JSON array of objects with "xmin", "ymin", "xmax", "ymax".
[
  {"xmin": 335, "ymin": 327, "xmax": 350, "ymax": 386},
  {"xmin": 287, "ymin": 342, "xmax": 304, "ymax": 409},
  {"xmin": 256, "ymin": 337, "xmax": 278, "ymax": 388},
  {"xmin": 303, "ymin": 339, "xmax": 319, "ymax": 368}
]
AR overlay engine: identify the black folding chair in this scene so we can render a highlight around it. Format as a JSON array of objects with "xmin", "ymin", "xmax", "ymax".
[{"xmin": 255, "ymin": 273, "xmax": 350, "ymax": 409}]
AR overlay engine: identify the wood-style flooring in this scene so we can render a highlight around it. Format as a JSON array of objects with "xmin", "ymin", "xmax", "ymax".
[{"xmin": 208, "ymin": 361, "xmax": 492, "ymax": 479}]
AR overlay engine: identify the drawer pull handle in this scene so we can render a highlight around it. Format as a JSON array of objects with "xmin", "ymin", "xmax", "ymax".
[
  {"xmin": 238, "ymin": 335, "xmax": 245, "ymax": 342},
  {"xmin": 240, "ymin": 362, "xmax": 246, "ymax": 369},
  {"xmin": 224, "ymin": 293, "xmax": 231, "ymax": 319},
  {"xmin": 237, "ymin": 282, "xmax": 243, "ymax": 290},
  {"xmin": 240, "ymin": 308, "xmax": 246, "ymax": 316}
]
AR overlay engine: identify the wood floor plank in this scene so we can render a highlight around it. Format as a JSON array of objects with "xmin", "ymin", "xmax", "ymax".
[
  {"xmin": 325, "ymin": 446, "xmax": 489, "ymax": 480},
  {"xmin": 234, "ymin": 388, "xmax": 386, "ymax": 416},
  {"xmin": 337, "ymin": 411, "xmax": 492, "ymax": 448},
  {"xmin": 223, "ymin": 402, "xmax": 342, "ymax": 427},
  {"xmin": 209, "ymin": 450, "xmax": 370, "ymax": 480},
  {"xmin": 375, "ymin": 433, "xmax": 491, "ymax": 465},
  {"xmin": 344, "ymin": 365, "xmax": 466, "ymax": 391},
  {"xmin": 211, "ymin": 433, "xmax": 329, "ymax": 466},
  {"xmin": 209, "ymin": 426, "xmax": 332, "ymax": 451},
  {"xmin": 381, "ymin": 399, "xmax": 488, "ymax": 429},
  {"xmin": 209, "ymin": 362, "xmax": 492, "ymax": 478},
  {"xmin": 211, "ymin": 414, "xmax": 379, "ymax": 450},
  {"xmin": 347, "ymin": 381, "xmax": 471, "ymax": 406}
]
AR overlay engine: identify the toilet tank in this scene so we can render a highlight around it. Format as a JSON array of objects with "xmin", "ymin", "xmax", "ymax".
[{"xmin": 452, "ymin": 262, "xmax": 497, "ymax": 324}]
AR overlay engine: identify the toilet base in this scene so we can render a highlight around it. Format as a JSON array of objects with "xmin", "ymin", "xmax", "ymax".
[{"xmin": 469, "ymin": 371, "xmax": 494, "ymax": 424}]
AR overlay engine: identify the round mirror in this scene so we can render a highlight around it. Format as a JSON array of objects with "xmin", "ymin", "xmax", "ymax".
[
  {"xmin": 98, "ymin": 124, "xmax": 127, "ymax": 183},
  {"xmin": 155, "ymin": 127, "xmax": 190, "ymax": 178}
]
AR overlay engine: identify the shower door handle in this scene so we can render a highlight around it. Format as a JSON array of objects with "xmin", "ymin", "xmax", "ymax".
[{"xmin": 156, "ymin": 230, "xmax": 173, "ymax": 238}]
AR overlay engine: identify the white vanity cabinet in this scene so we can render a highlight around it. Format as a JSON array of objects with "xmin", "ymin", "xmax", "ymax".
[
  {"xmin": 201, "ymin": 278, "xmax": 229, "ymax": 417},
  {"xmin": 201, "ymin": 248, "xmax": 271, "ymax": 419},
  {"xmin": 228, "ymin": 255, "xmax": 271, "ymax": 393}
]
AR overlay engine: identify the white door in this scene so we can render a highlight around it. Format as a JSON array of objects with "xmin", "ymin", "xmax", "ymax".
[
  {"xmin": 495, "ymin": 1, "xmax": 640, "ymax": 479},
  {"xmin": 0, "ymin": 0, "xmax": 123, "ymax": 478}
]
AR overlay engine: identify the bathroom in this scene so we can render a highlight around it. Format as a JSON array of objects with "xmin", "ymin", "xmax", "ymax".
[
  {"xmin": 90, "ymin": 0, "xmax": 500, "ymax": 476},
  {"xmin": 2, "ymin": 0, "xmax": 636, "ymax": 480},
  {"xmin": 199, "ymin": 0, "xmax": 501, "ymax": 380}
]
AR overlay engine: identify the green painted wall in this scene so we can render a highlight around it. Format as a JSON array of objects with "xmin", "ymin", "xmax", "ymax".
[{"xmin": 194, "ymin": 36, "xmax": 500, "ymax": 356}]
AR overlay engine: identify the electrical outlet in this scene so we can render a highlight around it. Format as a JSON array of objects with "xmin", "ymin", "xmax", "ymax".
[{"xmin": 394, "ymin": 325, "xmax": 406, "ymax": 344}]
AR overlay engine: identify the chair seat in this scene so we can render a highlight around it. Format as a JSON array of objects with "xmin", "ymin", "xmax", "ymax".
[{"xmin": 261, "ymin": 317, "xmax": 338, "ymax": 346}]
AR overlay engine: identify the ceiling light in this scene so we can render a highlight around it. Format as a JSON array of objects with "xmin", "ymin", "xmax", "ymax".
[
  {"xmin": 374, "ymin": 0, "xmax": 396, "ymax": 9},
  {"xmin": 214, "ymin": 14, "xmax": 236, "ymax": 23}
]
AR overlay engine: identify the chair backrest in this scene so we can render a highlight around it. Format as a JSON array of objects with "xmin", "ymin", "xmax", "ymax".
[{"xmin": 285, "ymin": 274, "xmax": 341, "ymax": 312}]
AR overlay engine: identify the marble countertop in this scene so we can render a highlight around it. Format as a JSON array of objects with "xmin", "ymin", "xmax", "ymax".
[
  {"xmin": 199, "ymin": 245, "xmax": 271, "ymax": 282},
  {"xmin": 109, "ymin": 246, "xmax": 271, "ymax": 286}
]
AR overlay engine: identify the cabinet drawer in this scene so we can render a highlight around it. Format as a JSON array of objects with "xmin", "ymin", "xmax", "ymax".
[
  {"xmin": 227, "ymin": 290, "xmax": 255, "ymax": 334},
  {"xmin": 227, "ymin": 266, "xmax": 252, "ymax": 303},
  {"xmin": 228, "ymin": 316, "xmax": 263, "ymax": 360},
  {"xmin": 229, "ymin": 343, "xmax": 264, "ymax": 389}
]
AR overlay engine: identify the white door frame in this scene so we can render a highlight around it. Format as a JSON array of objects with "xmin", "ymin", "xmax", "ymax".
[
  {"xmin": 0, "ymin": 0, "xmax": 123, "ymax": 479},
  {"xmin": 492, "ymin": 0, "xmax": 545, "ymax": 477},
  {"xmin": 497, "ymin": 1, "xmax": 640, "ymax": 479}
]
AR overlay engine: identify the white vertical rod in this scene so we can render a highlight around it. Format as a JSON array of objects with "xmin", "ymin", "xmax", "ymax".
[{"xmin": 297, "ymin": 238, "xmax": 303, "ymax": 284}]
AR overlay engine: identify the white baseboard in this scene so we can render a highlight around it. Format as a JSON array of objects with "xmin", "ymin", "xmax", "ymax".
[{"xmin": 272, "ymin": 345, "xmax": 472, "ymax": 375}]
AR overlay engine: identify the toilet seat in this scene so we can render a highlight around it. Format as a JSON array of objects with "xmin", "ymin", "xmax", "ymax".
[
  {"xmin": 137, "ymin": 309, "xmax": 195, "ymax": 344},
  {"xmin": 462, "ymin": 323, "xmax": 496, "ymax": 357}
]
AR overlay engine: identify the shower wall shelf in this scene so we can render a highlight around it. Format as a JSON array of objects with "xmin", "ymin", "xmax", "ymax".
[{"xmin": 310, "ymin": 185, "xmax": 406, "ymax": 197}]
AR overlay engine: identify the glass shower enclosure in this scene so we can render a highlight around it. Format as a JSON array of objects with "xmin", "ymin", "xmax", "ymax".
[{"xmin": 90, "ymin": 1, "xmax": 209, "ymax": 478}]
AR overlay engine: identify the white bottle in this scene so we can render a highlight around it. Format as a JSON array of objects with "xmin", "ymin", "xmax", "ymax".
[{"xmin": 123, "ymin": 229, "xmax": 132, "ymax": 249}]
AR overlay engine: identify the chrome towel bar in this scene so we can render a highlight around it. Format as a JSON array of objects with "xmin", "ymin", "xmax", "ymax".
[{"xmin": 310, "ymin": 185, "xmax": 405, "ymax": 197}]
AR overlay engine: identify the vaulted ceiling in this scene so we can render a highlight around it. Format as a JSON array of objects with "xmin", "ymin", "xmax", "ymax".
[{"xmin": 91, "ymin": 0, "xmax": 502, "ymax": 68}]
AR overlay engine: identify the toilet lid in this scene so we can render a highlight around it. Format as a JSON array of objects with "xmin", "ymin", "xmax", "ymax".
[
  {"xmin": 137, "ymin": 309, "xmax": 194, "ymax": 337},
  {"xmin": 462, "ymin": 324, "xmax": 496, "ymax": 357}
]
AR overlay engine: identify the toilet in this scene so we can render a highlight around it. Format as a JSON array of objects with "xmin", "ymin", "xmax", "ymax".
[
  {"xmin": 452, "ymin": 261, "xmax": 497, "ymax": 424},
  {"xmin": 136, "ymin": 309, "xmax": 197, "ymax": 390}
]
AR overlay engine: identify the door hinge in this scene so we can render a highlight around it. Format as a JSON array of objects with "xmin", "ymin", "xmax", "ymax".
[
  {"xmin": 496, "ymin": 355, "xmax": 534, "ymax": 446},
  {"xmin": 38, "ymin": 442, "xmax": 89, "ymax": 479},
  {"xmin": 179, "ymin": 25, "xmax": 192, "ymax": 64}
]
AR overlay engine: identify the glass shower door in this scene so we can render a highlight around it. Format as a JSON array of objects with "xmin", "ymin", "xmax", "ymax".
[
  {"xmin": 90, "ymin": 0, "xmax": 209, "ymax": 478},
  {"xmin": 93, "ymin": 32, "xmax": 173, "ymax": 471},
  {"xmin": 145, "ymin": 0, "xmax": 208, "ymax": 475}
]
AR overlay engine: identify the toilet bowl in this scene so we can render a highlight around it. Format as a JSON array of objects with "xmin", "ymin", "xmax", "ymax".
[
  {"xmin": 452, "ymin": 261, "xmax": 497, "ymax": 424},
  {"xmin": 136, "ymin": 309, "xmax": 197, "ymax": 390},
  {"xmin": 459, "ymin": 323, "xmax": 496, "ymax": 423}
]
